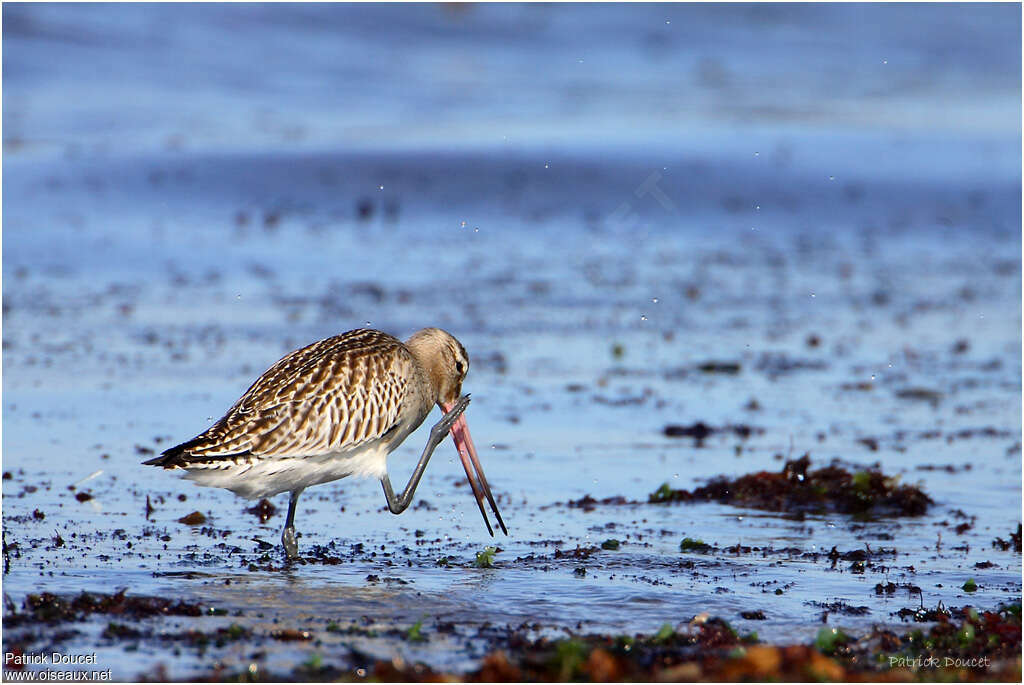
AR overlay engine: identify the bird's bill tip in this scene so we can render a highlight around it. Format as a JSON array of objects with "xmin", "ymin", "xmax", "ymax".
[{"xmin": 443, "ymin": 408, "xmax": 508, "ymax": 537}]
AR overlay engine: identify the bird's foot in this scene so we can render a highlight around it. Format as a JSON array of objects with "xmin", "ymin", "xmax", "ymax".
[
  {"xmin": 431, "ymin": 395, "xmax": 470, "ymax": 440},
  {"xmin": 281, "ymin": 526, "xmax": 299, "ymax": 560}
]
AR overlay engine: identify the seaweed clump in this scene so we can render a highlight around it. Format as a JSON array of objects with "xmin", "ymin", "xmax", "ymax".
[
  {"xmin": 362, "ymin": 603, "xmax": 1022, "ymax": 682},
  {"xmin": 178, "ymin": 603, "xmax": 1021, "ymax": 682},
  {"xmin": 869, "ymin": 603, "xmax": 1022, "ymax": 678},
  {"xmin": 649, "ymin": 455, "xmax": 932, "ymax": 516},
  {"xmin": 378, "ymin": 617, "xmax": 753, "ymax": 682}
]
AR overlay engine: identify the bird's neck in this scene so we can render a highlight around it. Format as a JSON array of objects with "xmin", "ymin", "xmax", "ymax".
[{"xmin": 405, "ymin": 333, "xmax": 444, "ymax": 402}]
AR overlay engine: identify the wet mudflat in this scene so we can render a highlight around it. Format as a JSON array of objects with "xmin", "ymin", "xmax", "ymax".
[
  {"xmin": 3, "ymin": 145, "xmax": 1020, "ymax": 680},
  {"xmin": 3, "ymin": 3, "xmax": 1021, "ymax": 682}
]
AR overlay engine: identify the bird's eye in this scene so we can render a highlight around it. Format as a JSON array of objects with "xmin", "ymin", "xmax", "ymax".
[{"xmin": 455, "ymin": 360, "xmax": 464, "ymax": 375}]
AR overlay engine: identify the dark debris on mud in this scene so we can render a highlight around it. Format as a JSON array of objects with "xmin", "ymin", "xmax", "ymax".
[
  {"xmin": 662, "ymin": 421, "xmax": 765, "ymax": 445},
  {"xmin": 4, "ymin": 589, "xmax": 203, "ymax": 628},
  {"xmin": 992, "ymin": 523, "xmax": 1022, "ymax": 553},
  {"xmin": 244, "ymin": 498, "xmax": 278, "ymax": 523}
]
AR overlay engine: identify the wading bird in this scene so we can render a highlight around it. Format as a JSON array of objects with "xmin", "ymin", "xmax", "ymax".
[{"xmin": 144, "ymin": 327, "xmax": 506, "ymax": 558}]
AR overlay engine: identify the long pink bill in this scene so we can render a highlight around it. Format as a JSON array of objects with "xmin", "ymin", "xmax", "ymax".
[{"xmin": 442, "ymin": 404, "xmax": 508, "ymax": 536}]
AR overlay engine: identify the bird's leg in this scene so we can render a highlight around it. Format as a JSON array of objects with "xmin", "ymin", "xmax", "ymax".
[
  {"xmin": 381, "ymin": 395, "xmax": 470, "ymax": 515},
  {"xmin": 281, "ymin": 488, "xmax": 303, "ymax": 559}
]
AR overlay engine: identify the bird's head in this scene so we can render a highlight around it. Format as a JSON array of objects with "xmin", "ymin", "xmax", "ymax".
[{"xmin": 406, "ymin": 327, "xmax": 469, "ymax": 408}]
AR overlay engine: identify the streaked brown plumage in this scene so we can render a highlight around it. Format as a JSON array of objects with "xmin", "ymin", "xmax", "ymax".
[
  {"xmin": 145, "ymin": 327, "xmax": 505, "ymax": 558},
  {"xmin": 156, "ymin": 330, "xmax": 423, "ymax": 466}
]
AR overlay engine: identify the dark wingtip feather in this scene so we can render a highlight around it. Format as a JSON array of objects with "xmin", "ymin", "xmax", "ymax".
[
  {"xmin": 143, "ymin": 438, "xmax": 201, "ymax": 468},
  {"xmin": 143, "ymin": 437, "xmax": 252, "ymax": 468}
]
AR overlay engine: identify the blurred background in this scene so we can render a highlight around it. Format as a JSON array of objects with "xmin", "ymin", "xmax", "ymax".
[
  {"xmin": 3, "ymin": 3, "xmax": 1020, "ymax": 155},
  {"xmin": 2, "ymin": 3, "xmax": 1021, "ymax": 679}
]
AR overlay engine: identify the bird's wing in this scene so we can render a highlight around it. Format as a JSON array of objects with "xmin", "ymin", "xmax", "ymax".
[{"xmin": 158, "ymin": 330, "xmax": 417, "ymax": 464}]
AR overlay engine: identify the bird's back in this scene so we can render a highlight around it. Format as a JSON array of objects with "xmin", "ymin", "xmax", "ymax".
[{"xmin": 148, "ymin": 329, "xmax": 426, "ymax": 469}]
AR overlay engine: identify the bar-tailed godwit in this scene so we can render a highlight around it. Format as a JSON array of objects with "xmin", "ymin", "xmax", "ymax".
[{"xmin": 144, "ymin": 327, "xmax": 506, "ymax": 558}]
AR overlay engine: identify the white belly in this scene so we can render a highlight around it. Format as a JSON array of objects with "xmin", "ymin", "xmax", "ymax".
[{"xmin": 178, "ymin": 444, "xmax": 390, "ymax": 500}]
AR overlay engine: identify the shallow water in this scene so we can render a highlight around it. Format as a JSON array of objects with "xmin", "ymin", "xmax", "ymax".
[{"xmin": 3, "ymin": 3, "xmax": 1021, "ymax": 680}]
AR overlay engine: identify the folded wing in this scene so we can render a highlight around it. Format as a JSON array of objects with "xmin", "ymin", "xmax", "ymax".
[{"xmin": 146, "ymin": 330, "xmax": 414, "ymax": 468}]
